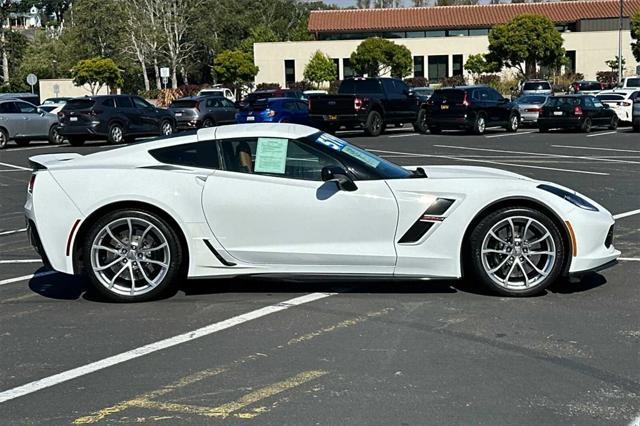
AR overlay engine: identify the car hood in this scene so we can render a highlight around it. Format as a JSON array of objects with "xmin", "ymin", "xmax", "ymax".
[{"xmin": 406, "ymin": 165, "xmax": 533, "ymax": 181}]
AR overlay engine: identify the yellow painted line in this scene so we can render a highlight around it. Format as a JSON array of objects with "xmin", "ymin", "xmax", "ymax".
[
  {"xmin": 73, "ymin": 368, "xmax": 226, "ymax": 424},
  {"xmin": 287, "ymin": 308, "xmax": 394, "ymax": 346},
  {"xmin": 124, "ymin": 370, "xmax": 328, "ymax": 419}
]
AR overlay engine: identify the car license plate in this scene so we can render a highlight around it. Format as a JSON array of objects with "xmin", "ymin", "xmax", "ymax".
[
  {"xmin": 246, "ymin": 116, "xmax": 255, "ymax": 121},
  {"xmin": 441, "ymin": 105, "xmax": 449, "ymax": 110},
  {"xmin": 553, "ymin": 111, "xmax": 563, "ymax": 116},
  {"xmin": 70, "ymin": 117, "xmax": 78, "ymax": 121},
  {"xmin": 175, "ymin": 112, "xmax": 182, "ymax": 117},
  {"xmin": 326, "ymin": 115, "xmax": 337, "ymax": 121}
]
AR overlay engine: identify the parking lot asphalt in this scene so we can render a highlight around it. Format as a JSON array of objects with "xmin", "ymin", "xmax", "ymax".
[{"xmin": 0, "ymin": 126, "xmax": 638, "ymax": 425}]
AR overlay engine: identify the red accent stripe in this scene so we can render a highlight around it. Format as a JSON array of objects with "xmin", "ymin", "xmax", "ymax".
[
  {"xmin": 420, "ymin": 215, "xmax": 445, "ymax": 222},
  {"xmin": 66, "ymin": 219, "xmax": 81, "ymax": 257}
]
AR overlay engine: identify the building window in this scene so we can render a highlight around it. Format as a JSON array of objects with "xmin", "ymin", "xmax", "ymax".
[
  {"xmin": 413, "ymin": 56, "xmax": 424, "ymax": 78},
  {"xmin": 425, "ymin": 30, "xmax": 446, "ymax": 38},
  {"xmin": 566, "ymin": 50, "xmax": 576, "ymax": 73},
  {"xmin": 284, "ymin": 60, "xmax": 295, "ymax": 86},
  {"xmin": 343, "ymin": 58, "xmax": 354, "ymax": 78},
  {"xmin": 447, "ymin": 29, "xmax": 468, "ymax": 37},
  {"xmin": 332, "ymin": 58, "xmax": 340, "ymax": 80},
  {"xmin": 407, "ymin": 31, "xmax": 426, "ymax": 38},
  {"xmin": 452, "ymin": 55, "xmax": 463, "ymax": 77},
  {"xmin": 428, "ymin": 55, "xmax": 448, "ymax": 83},
  {"xmin": 468, "ymin": 28, "xmax": 489, "ymax": 36}
]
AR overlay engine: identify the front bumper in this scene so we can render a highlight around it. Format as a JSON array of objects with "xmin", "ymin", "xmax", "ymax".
[{"xmin": 567, "ymin": 211, "xmax": 620, "ymax": 274}]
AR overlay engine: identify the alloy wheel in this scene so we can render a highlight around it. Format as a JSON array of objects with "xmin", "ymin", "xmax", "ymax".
[
  {"xmin": 111, "ymin": 126, "xmax": 123, "ymax": 143},
  {"xmin": 480, "ymin": 216, "xmax": 556, "ymax": 290},
  {"xmin": 162, "ymin": 122, "xmax": 173, "ymax": 135},
  {"xmin": 477, "ymin": 116, "xmax": 486, "ymax": 133},
  {"xmin": 90, "ymin": 217, "xmax": 171, "ymax": 297}
]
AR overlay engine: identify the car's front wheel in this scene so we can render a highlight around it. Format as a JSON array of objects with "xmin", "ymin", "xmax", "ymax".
[
  {"xmin": 506, "ymin": 113, "xmax": 519, "ymax": 132},
  {"xmin": 467, "ymin": 206, "xmax": 565, "ymax": 297},
  {"xmin": 160, "ymin": 120, "xmax": 174, "ymax": 136},
  {"xmin": 107, "ymin": 123, "xmax": 125, "ymax": 144},
  {"xmin": 413, "ymin": 108, "xmax": 428, "ymax": 134},
  {"xmin": 82, "ymin": 209, "xmax": 185, "ymax": 302},
  {"xmin": 48, "ymin": 125, "xmax": 64, "ymax": 145},
  {"xmin": 472, "ymin": 113, "xmax": 486, "ymax": 135},
  {"xmin": 608, "ymin": 115, "xmax": 618, "ymax": 130}
]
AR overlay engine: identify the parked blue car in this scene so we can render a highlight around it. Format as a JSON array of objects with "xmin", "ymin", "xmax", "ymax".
[{"xmin": 236, "ymin": 97, "xmax": 310, "ymax": 125}]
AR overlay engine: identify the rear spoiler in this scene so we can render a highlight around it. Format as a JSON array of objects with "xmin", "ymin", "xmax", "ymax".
[{"xmin": 29, "ymin": 153, "xmax": 83, "ymax": 170}]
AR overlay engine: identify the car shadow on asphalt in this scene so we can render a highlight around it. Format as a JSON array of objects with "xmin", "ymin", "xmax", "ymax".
[{"xmin": 26, "ymin": 267, "xmax": 608, "ymax": 303}]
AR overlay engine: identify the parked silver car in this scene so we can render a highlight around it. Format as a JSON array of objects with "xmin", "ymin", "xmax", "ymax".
[
  {"xmin": 515, "ymin": 95, "xmax": 549, "ymax": 125},
  {"xmin": 0, "ymin": 99, "xmax": 63, "ymax": 149},
  {"xmin": 520, "ymin": 80, "xmax": 553, "ymax": 96},
  {"xmin": 168, "ymin": 96, "xmax": 237, "ymax": 130}
]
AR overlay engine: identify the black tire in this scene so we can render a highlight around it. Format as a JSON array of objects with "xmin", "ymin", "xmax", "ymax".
[
  {"xmin": 160, "ymin": 120, "xmax": 174, "ymax": 136},
  {"xmin": 608, "ymin": 115, "xmax": 618, "ymax": 130},
  {"xmin": 68, "ymin": 136, "xmax": 86, "ymax": 147},
  {"xmin": 581, "ymin": 117, "xmax": 592, "ymax": 133},
  {"xmin": 15, "ymin": 139, "xmax": 30, "ymax": 147},
  {"xmin": 107, "ymin": 123, "xmax": 125, "ymax": 144},
  {"xmin": 202, "ymin": 118, "xmax": 214, "ymax": 128},
  {"xmin": 0, "ymin": 127, "xmax": 7, "ymax": 149},
  {"xmin": 81, "ymin": 209, "xmax": 185, "ymax": 302},
  {"xmin": 48, "ymin": 125, "xmax": 64, "ymax": 145},
  {"xmin": 429, "ymin": 126, "xmax": 442, "ymax": 134},
  {"xmin": 467, "ymin": 206, "xmax": 565, "ymax": 297},
  {"xmin": 633, "ymin": 119, "xmax": 640, "ymax": 132},
  {"xmin": 472, "ymin": 112, "xmax": 487, "ymax": 135},
  {"xmin": 364, "ymin": 110, "xmax": 383, "ymax": 137},
  {"xmin": 506, "ymin": 112, "xmax": 520, "ymax": 132},
  {"xmin": 413, "ymin": 108, "xmax": 428, "ymax": 134}
]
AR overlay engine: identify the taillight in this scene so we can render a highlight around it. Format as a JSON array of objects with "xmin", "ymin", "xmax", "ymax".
[
  {"xmin": 354, "ymin": 97, "xmax": 363, "ymax": 111},
  {"xmin": 462, "ymin": 92, "xmax": 470, "ymax": 107},
  {"xmin": 28, "ymin": 174, "xmax": 36, "ymax": 194},
  {"xmin": 574, "ymin": 106, "xmax": 583, "ymax": 116},
  {"xmin": 525, "ymin": 107, "xmax": 541, "ymax": 112}
]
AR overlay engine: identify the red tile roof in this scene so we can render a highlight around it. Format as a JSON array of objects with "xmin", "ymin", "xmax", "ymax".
[{"xmin": 308, "ymin": 0, "xmax": 640, "ymax": 33}]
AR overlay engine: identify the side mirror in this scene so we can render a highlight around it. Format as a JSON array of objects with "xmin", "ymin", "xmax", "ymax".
[{"xmin": 321, "ymin": 166, "xmax": 357, "ymax": 192}]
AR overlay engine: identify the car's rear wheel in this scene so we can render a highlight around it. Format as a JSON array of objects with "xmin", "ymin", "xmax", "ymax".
[
  {"xmin": 467, "ymin": 206, "xmax": 565, "ymax": 297},
  {"xmin": 15, "ymin": 139, "xmax": 30, "ymax": 147},
  {"xmin": 107, "ymin": 123, "xmax": 125, "ymax": 144},
  {"xmin": 82, "ymin": 209, "xmax": 184, "ymax": 302},
  {"xmin": 202, "ymin": 118, "xmax": 214, "ymax": 128},
  {"xmin": 608, "ymin": 115, "xmax": 618, "ymax": 130},
  {"xmin": 472, "ymin": 113, "xmax": 486, "ymax": 135},
  {"xmin": 581, "ymin": 117, "xmax": 592, "ymax": 133},
  {"xmin": 506, "ymin": 113, "xmax": 519, "ymax": 132},
  {"xmin": 0, "ymin": 128, "xmax": 7, "ymax": 149},
  {"xmin": 364, "ymin": 110, "xmax": 383, "ymax": 136},
  {"xmin": 413, "ymin": 108, "xmax": 428, "ymax": 134},
  {"xmin": 68, "ymin": 136, "xmax": 86, "ymax": 146},
  {"xmin": 160, "ymin": 120, "xmax": 174, "ymax": 136},
  {"xmin": 48, "ymin": 125, "xmax": 64, "ymax": 145}
]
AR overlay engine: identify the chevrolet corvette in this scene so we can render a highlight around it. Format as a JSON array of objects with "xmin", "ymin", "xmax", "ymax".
[{"xmin": 25, "ymin": 124, "xmax": 619, "ymax": 301}]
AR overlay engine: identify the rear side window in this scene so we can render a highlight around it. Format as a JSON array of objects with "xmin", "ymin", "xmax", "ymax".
[
  {"xmin": 523, "ymin": 82, "xmax": 551, "ymax": 91},
  {"xmin": 0, "ymin": 102, "xmax": 19, "ymax": 113},
  {"xmin": 115, "ymin": 97, "xmax": 133, "ymax": 108},
  {"xmin": 171, "ymin": 100, "xmax": 199, "ymax": 108},
  {"xmin": 101, "ymin": 98, "xmax": 115, "ymax": 107},
  {"xmin": 150, "ymin": 141, "xmax": 220, "ymax": 169},
  {"xmin": 15, "ymin": 101, "xmax": 38, "ymax": 113},
  {"xmin": 65, "ymin": 99, "xmax": 95, "ymax": 110}
]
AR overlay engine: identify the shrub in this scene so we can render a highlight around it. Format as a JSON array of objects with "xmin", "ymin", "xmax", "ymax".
[
  {"xmin": 404, "ymin": 77, "xmax": 429, "ymax": 87},
  {"xmin": 439, "ymin": 75, "xmax": 467, "ymax": 87},
  {"xmin": 475, "ymin": 74, "xmax": 501, "ymax": 86},
  {"xmin": 256, "ymin": 82, "xmax": 281, "ymax": 90},
  {"xmin": 287, "ymin": 80, "xmax": 315, "ymax": 91}
]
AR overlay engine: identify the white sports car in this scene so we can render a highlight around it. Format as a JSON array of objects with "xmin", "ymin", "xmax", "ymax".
[{"xmin": 25, "ymin": 124, "xmax": 619, "ymax": 301}]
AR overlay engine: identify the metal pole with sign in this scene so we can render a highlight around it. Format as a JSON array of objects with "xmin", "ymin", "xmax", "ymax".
[
  {"xmin": 26, "ymin": 73, "xmax": 38, "ymax": 94},
  {"xmin": 160, "ymin": 67, "xmax": 170, "ymax": 89}
]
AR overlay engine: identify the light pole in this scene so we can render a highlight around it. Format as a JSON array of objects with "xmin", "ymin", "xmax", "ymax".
[{"xmin": 618, "ymin": 0, "xmax": 624, "ymax": 84}]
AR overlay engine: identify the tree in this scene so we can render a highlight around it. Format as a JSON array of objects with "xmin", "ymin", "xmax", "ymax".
[
  {"xmin": 464, "ymin": 53, "xmax": 500, "ymax": 80},
  {"xmin": 487, "ymin": 14, "xmax": 565, "ymax": 78},
  {"xmin": 605, "ymin": 56, "xmax": 626, "ymax": 73},
  {"xmin": 213, "ymin": 49, "xmax": 258, "ymax": 100},
  {"xmin": 303, "ymin": 51, "xmax": 336, "ymax": 88},
  {"xmin": 350, "ymin": 38, "xmax": 412, "ymax": 78},
  {"xmin": 71, "ymin": 57, "xmax": 123, "ymax": 95},
  {"xmin": 632, "ymin": 11, "xmax": 640, "ymax": 63}
]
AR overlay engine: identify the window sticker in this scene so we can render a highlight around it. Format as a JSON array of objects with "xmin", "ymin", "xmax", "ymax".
[
  {"xmin": 254, "ymin": 137, "xmax": 288, "ymax": 174},
  {"xmin": 316, "ymin": 133, "xmax": 346, "ymax": 151},
  {"xmin": 342, "ymin": 145, "xmax": 381, "ymax": 168}
]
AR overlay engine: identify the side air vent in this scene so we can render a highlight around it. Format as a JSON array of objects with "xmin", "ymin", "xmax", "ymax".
[
  {"xmin": 398, "ymin": 198, "xmax": 455, "ymax": 244},
  {"xmin": 203, "ymin": 240, "xmax": 236, "ymax": 266}
]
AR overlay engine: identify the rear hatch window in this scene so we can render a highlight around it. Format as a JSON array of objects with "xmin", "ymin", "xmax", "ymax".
[
  {"xmin": 523, "ymin": 82, "xmax": 551, "ymax": 91},
  {"xmin": 170, "ymin": 100, "xmax": 199, "ymax": 108},
  {"xmin": 545, "ymin": 97, "xmax": 581, "ymax": 107},
  {"xmin": 430, "ymin": 89, "xmax": 465, "ymax": 103},
  {"xmin": 64, "ymin": 99, "xmax": 95, "ymax": 110},
  {"xmin": 251, "ymin": 100, "xmax": 269, "ymax": 111},
  {"xmin": 518, "ymin": 96, "xmax": 547, "ymax": 104}
]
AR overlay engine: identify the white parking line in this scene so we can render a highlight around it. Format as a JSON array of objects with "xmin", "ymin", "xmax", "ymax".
[
  {"xmin": 552, "ymin": 145, "xmax": 640, "ymax": 154},
  {"xmin": 0, "ymin": 161, "xmax": 30, "ymax": 171},
  {"xmin": 433, "ymin": 145, "xmax": 640, "ymax": 165},
  {"xmin": 0, "ymin": 291, "xmax": 335, "ymax": 403},
  {"xmin": 0, "ymin": 228, "xmax": 27, "ymax": 236},
  {"xmin": 586, "ymin": 131, "xmax": 617, "ymax": 138},
  {"xmin": 0, "ymin": 271, "xmax": 57, "ymax": 287},
  {"xmin": 388, "ymin": 133, "xmax": 419, "ymax": 138},
  {"xmin": 485, "ymin": 131, "xmax": 535, "ymax": 139},
  {"xmin": 369, "ymin": 148, "xmax": 609, "ymax": 176},
  {"xmin": 0, "ymin": 259, "xmax": 42, "ymax": 264},
  {"xmin": 613, "ymin": 209, "xmax": 640, "ymax": 220}
]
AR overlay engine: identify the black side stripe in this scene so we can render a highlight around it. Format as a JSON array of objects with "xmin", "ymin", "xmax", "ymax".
[
  {"xmin": 203, "ymin": 240, "xmax": 236, "ymax": 266},
  {"xmin": 398, "ymin": 198, "xmax": 455, "ymax": 244}
]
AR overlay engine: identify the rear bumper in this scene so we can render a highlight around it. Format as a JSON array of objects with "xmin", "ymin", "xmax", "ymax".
[
  {"xmin": 309, "ymin": 113, "xmax": 367, "ymax": 127},
  {"xmin": 175, "ymin": 119, "xmax": 201, "ymax": 130},
  {"xmin": 26, "ymin": 219, "xmax": 51, "ymax": 268},
  {"xmin": 58, "ymin": 123, "xmax": 106, "ymax": 138},
  {"xmin": 427, "ymin": 115, "xmax": 472, "ymax": 129},
  {"xmin": 537, "ymin": 116, "xmax": 582, "ymax": 128},
  {"xmin": 520, "ymin": 112, "xmax": 540, "ymax": 123}
]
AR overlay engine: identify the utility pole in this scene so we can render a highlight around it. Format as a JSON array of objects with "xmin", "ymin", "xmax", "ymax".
[{"xmin": 618, "ymin": 0, "xmax": 624, "ymax": 84}]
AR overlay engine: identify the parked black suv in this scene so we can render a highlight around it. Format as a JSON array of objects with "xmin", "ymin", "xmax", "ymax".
[
  {"xmin": 422, "ymin": 86, "xmax": 520, "ymax": 135},
  {"xmin": 58, "ymin": 95, "xmax": 176, "ymax": 146},
  {"xmin": 309, "ymin": 77, "xmax": 424, "ymax": 136}
]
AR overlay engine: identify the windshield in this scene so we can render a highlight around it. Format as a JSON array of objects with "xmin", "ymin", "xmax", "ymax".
[
  {"xmin": 517, "ymin": 95, "xmax": 547, "ymax": 104},
  {"xmin": 311, "ymin": 132, "xmax": 413, "ymax": 179}
]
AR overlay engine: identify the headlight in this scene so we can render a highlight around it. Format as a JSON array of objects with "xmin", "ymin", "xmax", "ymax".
[{"xmin": 537, "ymin": 184, "xmax": 598, "ymax": 211}]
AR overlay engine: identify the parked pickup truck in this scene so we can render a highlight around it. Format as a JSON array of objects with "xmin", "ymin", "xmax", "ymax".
[{"xmin": 308, "ymin": 77, "xmax": 426, "ymax": 136}]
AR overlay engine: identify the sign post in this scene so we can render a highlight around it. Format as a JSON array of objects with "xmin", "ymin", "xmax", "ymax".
[
  {"xmin": 160, "ymin": 67, "xmax": 170, "ymax": 89},
  {"xmin": 26, "ymin": 73, "xmax": 38, "ymax": 94}
]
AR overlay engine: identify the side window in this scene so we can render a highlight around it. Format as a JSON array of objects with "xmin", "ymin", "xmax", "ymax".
[
  {"xmin": 149, "ymin": 141, "xmax": 220, "ymax": 169},
  {"xmin": 220, "ymin": 138, "xmax": 342, "ymax": 181},
  {"xmin": 296, "ymin": 101, "xmax": 308, "ymax": 111},
  {"xmin": 132, "ymin": 97, "xmax": 152, "ymax": 109},
  {"xmin": 283, "ymin": 101, "xmax": 296, "ymax": 111},
  {"xmin": 222, "ymin": 99, "xmax": 235, "ymax": 108},
  {"xmin": 584, "ymin": 97, "xmax": 595, "ymax": 108},
  {"xmin": 115, "ymin": 97, "xmax": 133, "ymax": 108},
  {"xmin": 15, "ymin": 101, "xmax": 38, "ymax": 113},
  {"xmin": 102, "ymin": 98, "xmax": 115, "ymax": 108},
  {"xmin": 478, "ymin": 88, "xmax": 490, "ymax": 101},
  {"xmin": 487, "ymin": 88, "xmax": 502, "ymax": 101},
  {"xmin": 0, "ymin": 102, "xmax": 19, "ymax": 113},
  {"xmin": 381, "ymin": 79, "xmax": 396, "ymax": 95},
  {"xmin": 206, "ymin": 98, "xmax": 221, "ymax": 108},
  {"xmin": 395, "ymin": 80, "xmax": 409, "ymax": 95}
]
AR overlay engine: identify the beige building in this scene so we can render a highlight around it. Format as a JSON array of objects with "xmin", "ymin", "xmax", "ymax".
[{"xmin": 254, "ymin": 0, "xmax": 640, "ymax": 86}]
